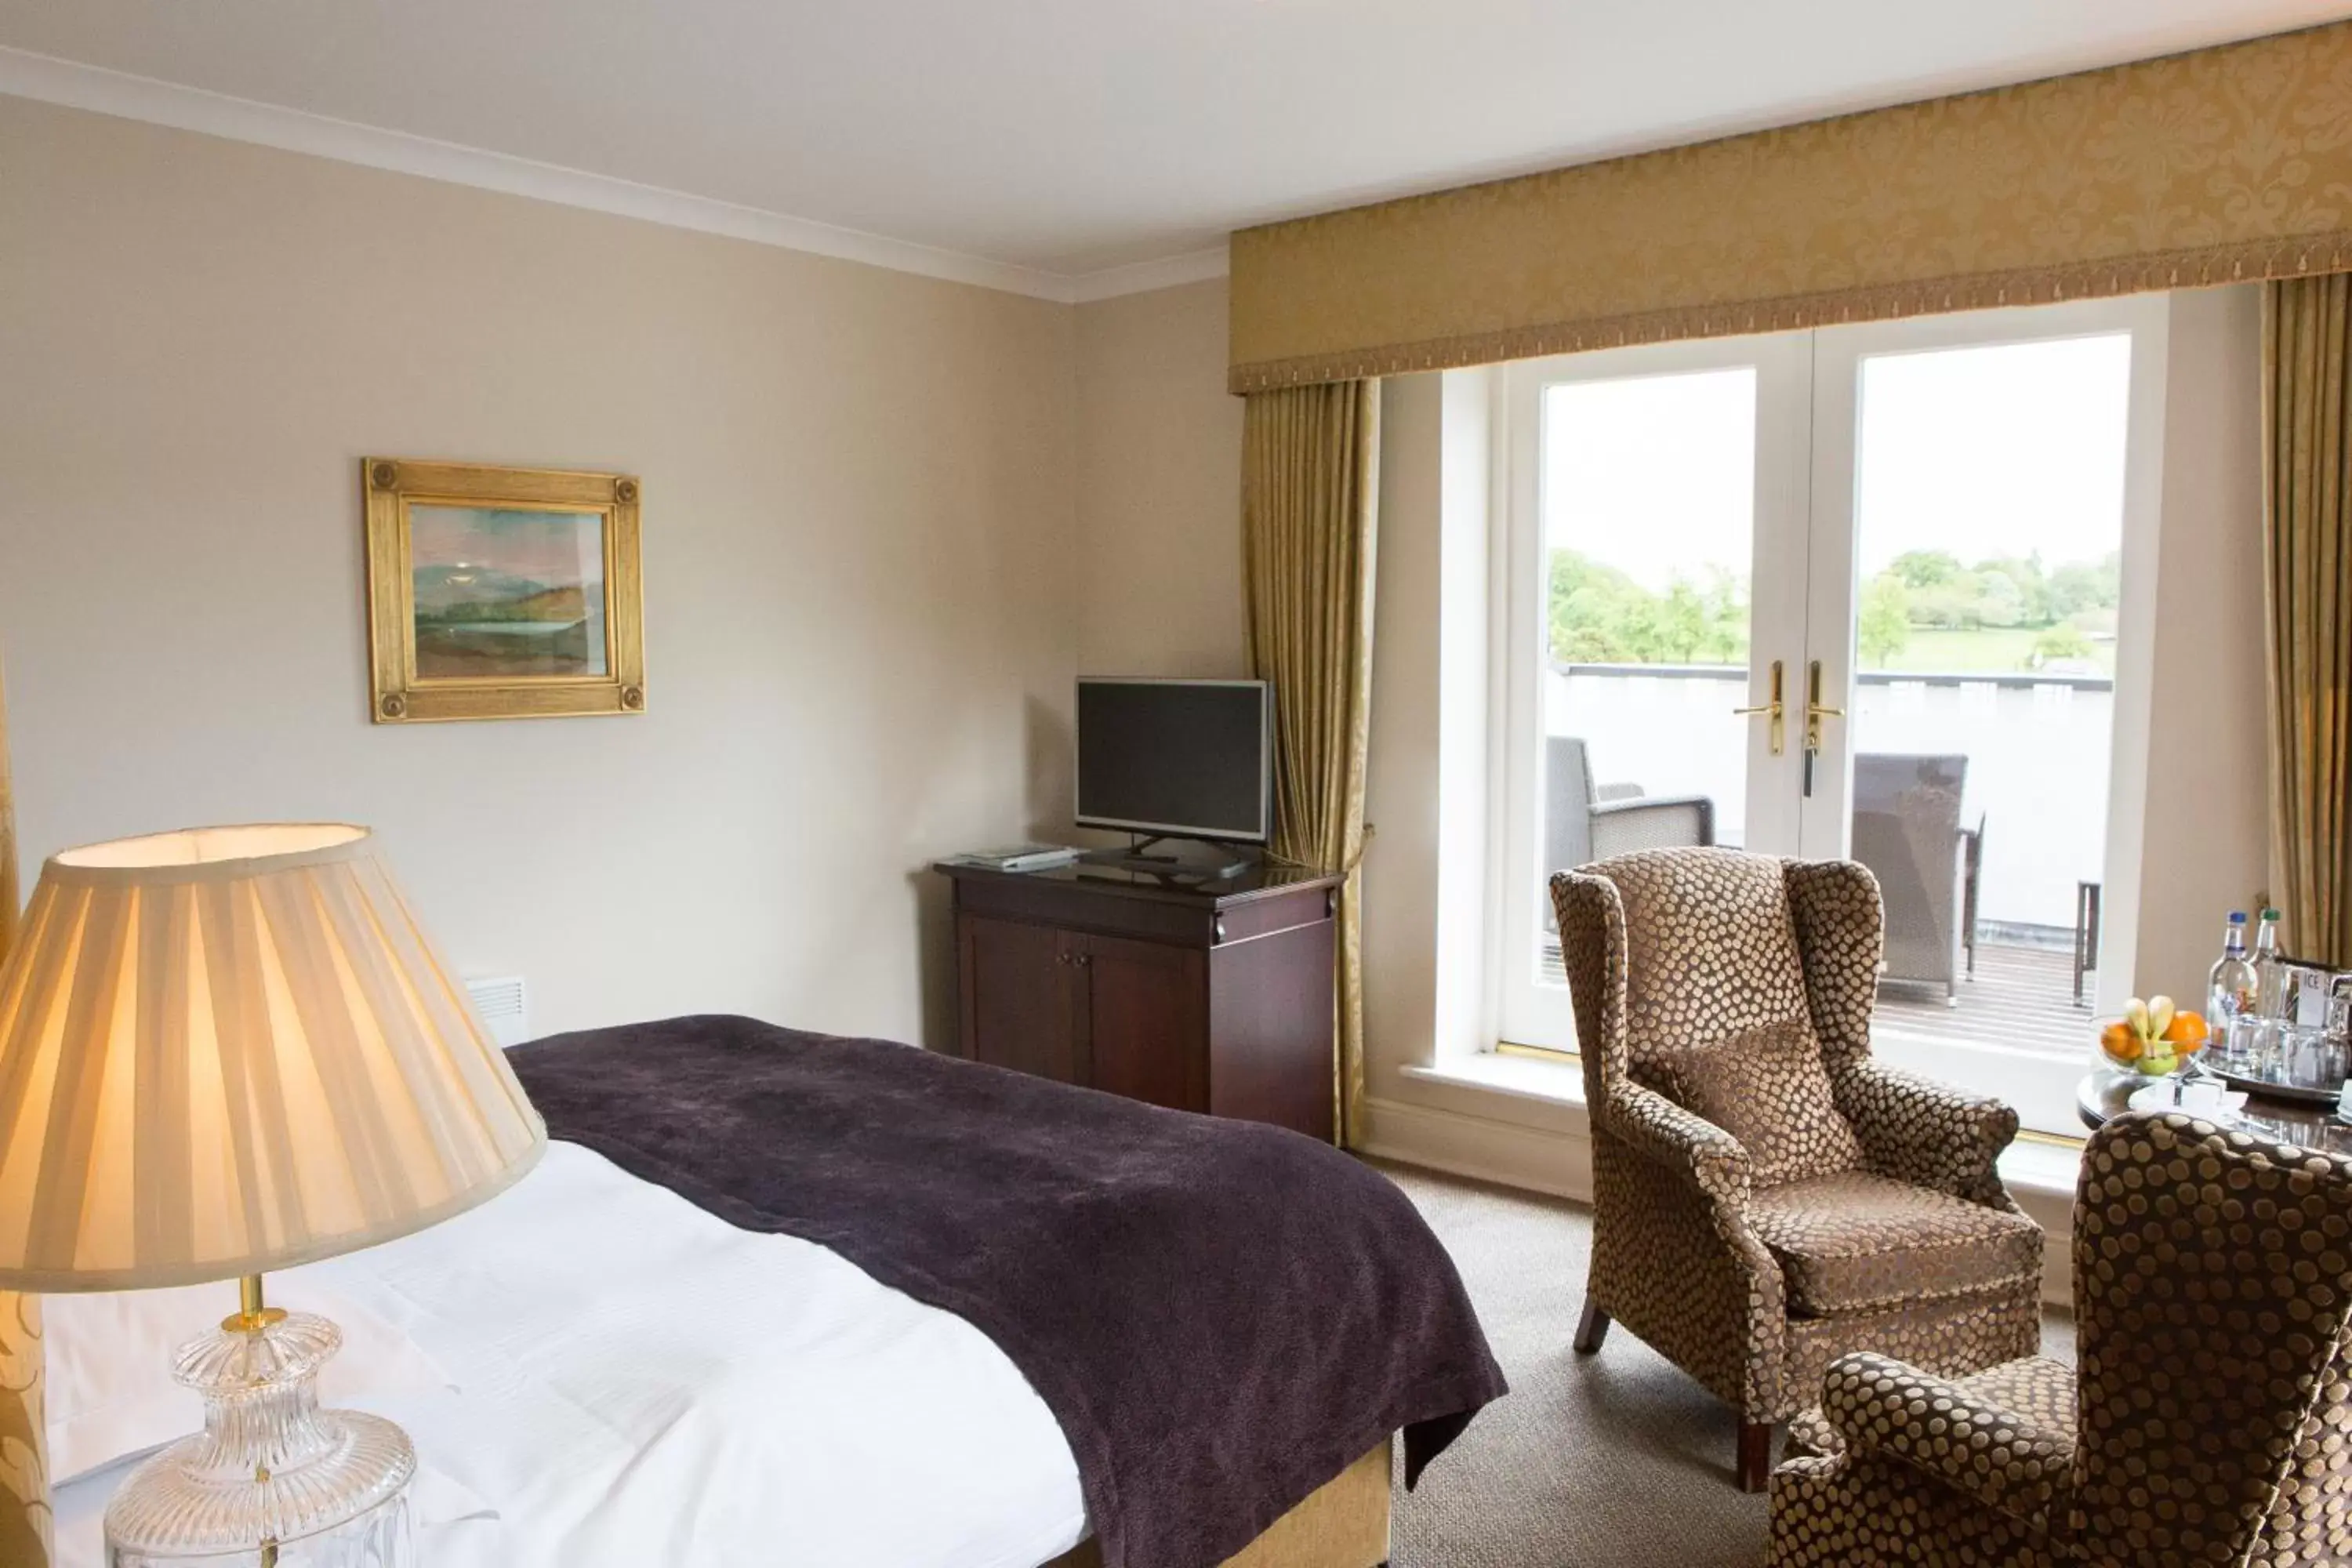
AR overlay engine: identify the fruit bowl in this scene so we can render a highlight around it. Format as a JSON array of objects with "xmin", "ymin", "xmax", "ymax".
[{"xmin": 2099, "ymin": 996, "xmax": 2209, "ymax": 1077}]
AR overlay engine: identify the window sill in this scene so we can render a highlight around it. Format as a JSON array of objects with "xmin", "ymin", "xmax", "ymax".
[
  {"xmin": 1399, "ymin": 1051, "xmax": 2082, "ymax": 1200},
  {"xmin": 1402, "ymin": 1052, "xmax": 1587, "ymax": 1108},
  {"xmin": 1996, "ymin": 1137, "xmax": 2083, "ymax": 1201}
]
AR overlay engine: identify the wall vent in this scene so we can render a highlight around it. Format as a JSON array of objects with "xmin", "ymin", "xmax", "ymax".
[{"xmin": 463, "ymin": 975, "xmax": 530, "ymax": 1047}]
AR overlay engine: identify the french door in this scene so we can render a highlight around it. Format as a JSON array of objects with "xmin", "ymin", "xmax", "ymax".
[
  {"xmin": 1494, "ymin": 297, "xmax": 2165, "ymax": 1134},
  {"xmin": 1495, "ymin": 332, "xmax": 1813, "ymax": 1051}
]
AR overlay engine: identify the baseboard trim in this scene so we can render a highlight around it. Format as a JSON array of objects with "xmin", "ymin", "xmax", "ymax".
[
  {"xmin": 1358, "ymin": 1093, "xmax": 1591, "ymax": 1203},
  {"xmin": 2011, "ymin": 1182, "xmax": 2074, "ymax": 1308}
]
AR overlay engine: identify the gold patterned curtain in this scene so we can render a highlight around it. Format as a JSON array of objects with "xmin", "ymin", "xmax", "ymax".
[
  {"xmin": 1243, "ymin": 382, "xmax": 1381, "ymax": 1147},
  {"xmin": 2263, "ymin": 277, "xmax": 2352, "ymax": 969},
  {"xmin": 1231, "ymin": 20, "xmax": 2352, "ymax": 393},
  {"xmin": 0, "ymin": 657, "xmax": 51, "ymax": 1568}
]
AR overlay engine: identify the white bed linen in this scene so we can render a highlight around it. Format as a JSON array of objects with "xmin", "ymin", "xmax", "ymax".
[{"xmin": 55, "ymin": 1140, "xmax": 1088, "ymax": 1568}]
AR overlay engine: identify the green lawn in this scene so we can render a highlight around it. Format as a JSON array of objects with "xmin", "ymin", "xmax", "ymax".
[{"xmin": 1864, "ymin": 627, "xmax": 2114, "ymax": 677}]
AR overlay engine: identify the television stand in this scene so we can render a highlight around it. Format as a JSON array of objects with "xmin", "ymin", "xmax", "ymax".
[
  {"xmin": 936, "ymin": 858, "xmax": 1344, "ymax": 1142},
  {"xmin": 1080, "ymin": 837, "xmax": 1256, "ymax": 882}
]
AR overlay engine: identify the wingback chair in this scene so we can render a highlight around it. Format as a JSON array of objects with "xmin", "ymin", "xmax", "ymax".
[
  {"xmin": 1769, "ymin": 1110, "xmax": 2352, "ymax": 1566},
  {"xmin": 1552, "ymin": 848, "xmax": 2042, "ymax": 1490}
]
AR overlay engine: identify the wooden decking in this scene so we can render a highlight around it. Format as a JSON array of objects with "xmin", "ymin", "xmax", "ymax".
[
  {"xmin": 1871, "ymin": 940, "xmax": 2087, "ymax": 1058},
  {"xmin": 1536, "ymin": 937, "xmax": 2091, "ymax": 1060}
]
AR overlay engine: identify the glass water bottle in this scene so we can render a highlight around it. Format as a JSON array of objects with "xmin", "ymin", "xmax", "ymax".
[{"xmin": 2209, "ymin": 912, "xmax": 2256, "ymax": 1070}]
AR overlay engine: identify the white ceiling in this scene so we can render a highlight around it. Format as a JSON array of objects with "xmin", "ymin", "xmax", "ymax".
[{"xmin": 2, "ymin": 1, "xmax": 2345, "ymax": 296}]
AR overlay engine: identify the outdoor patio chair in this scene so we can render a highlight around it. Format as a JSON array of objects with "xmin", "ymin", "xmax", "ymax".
[
  {"xmin": 1546, "ymin": 734, "xmax": 1713, "ymax": 877},
  {"xmin": 1850, "ymin": 753, "xmax": 1982, "ymax": 1002},
  {"xmin": 1553, "ymin": 848, "xmax": 2042, "ymax": 1491}
]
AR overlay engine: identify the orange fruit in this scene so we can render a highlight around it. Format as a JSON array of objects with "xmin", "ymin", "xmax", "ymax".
[
  {"xmin": 2165, "ymin": 1011, "xmax": 2209, "ymax": 1051},
  {"xmin": 2101, "ymin": 1022, "xmax": 2142, "ymax": 1062}
]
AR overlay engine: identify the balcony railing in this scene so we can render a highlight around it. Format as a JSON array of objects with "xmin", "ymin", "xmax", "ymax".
[
  {"xmin": 1553, "ymin": 659, "xmax": 2113, "ymax": 693},
  {"xmin": 1548, "ymin": 660, "xmax": 2111, "ymax": 934}
]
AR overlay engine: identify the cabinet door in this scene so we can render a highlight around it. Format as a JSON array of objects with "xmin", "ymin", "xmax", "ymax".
[
  {"xmin": 1075, "ymin": 932, "xmax": 1205, "ymax": 1113},
  {"xmin": 957, "ymin": 914, "xmax": 1081, "ymax": 1083}
]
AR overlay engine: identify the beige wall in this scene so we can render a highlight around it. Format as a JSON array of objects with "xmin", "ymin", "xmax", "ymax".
[
  {"xmin": 1363, "ymin": 375, "xmax": 1447, "ymax": 1105},
  {"xmin": 0, "ymin": 95, "xmax": 1078, "ymax": 1050},
  {"xmin": 2135, "ymin": 285, "xmax": 2270, "ymax": 994},
  {"xmin": 1072, "ymin": 279, "xmax": 1245, "ymax": 677}
]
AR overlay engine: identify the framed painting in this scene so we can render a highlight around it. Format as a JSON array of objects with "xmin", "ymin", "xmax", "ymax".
[{"xmin": 362, "ymin": 458, "xmax": 644, "ymax": 723}]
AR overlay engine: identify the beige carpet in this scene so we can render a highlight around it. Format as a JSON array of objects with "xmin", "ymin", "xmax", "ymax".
[{"xmin": 1376, "ymin": 1161, "xmax": 2074, "ymax": 1568}]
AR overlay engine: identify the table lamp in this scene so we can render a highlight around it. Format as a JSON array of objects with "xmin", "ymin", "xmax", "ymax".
[{"xmin": 0, "ymin": 824, "xmax": 546, "ymax": 1566}]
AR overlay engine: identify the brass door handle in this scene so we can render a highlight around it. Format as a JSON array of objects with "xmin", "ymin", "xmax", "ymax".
[
  {"xmin": 1733, "ymin": 659, "xmax": 1785, "ymax": 756},
  {"xmin": 1805, "ymin": 659, "xmax": 1844, "ymax": 749}
]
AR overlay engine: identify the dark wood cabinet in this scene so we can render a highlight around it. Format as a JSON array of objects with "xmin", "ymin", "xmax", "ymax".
[
  {"xmin": 942, "ymin": 861, "xmax": 1342, "ymax": 1142},
  {"xmin": 959, "ymin": 914, "xmax": 1081, "ymax": 1084}
]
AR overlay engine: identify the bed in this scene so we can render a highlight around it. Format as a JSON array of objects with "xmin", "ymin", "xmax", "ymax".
[{"xmin": 44, "ymin": 1015, "xmax": 1503, "ymax": 1568}]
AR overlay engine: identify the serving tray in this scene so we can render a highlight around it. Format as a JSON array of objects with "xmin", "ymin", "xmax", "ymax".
[{"xmin": 2218, "ymin": 1067, "xmax": 2347, "ymax": 1107}]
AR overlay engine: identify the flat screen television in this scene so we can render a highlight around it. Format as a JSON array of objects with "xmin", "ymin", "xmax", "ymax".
[{"xmin": 1075, "ymin": 678, "xmax": 1273, "ymax": 844}]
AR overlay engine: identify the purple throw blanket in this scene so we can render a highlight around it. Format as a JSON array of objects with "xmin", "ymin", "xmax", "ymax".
[{"xmin": 507, "ymin": 1014, "xmax": 1504, "ymax": 1568}]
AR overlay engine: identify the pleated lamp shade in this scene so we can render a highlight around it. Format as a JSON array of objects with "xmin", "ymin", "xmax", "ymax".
[{"xmin": 0, "ymin": 824, "xmax": 545, "ymax": 1293}]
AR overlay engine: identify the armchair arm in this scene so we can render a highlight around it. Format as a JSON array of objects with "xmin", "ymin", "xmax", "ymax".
[
  {"xmin": 1819, "ymin": 1352, "xmax": 2074, "ymax": 1527},
  {"xmin": 1606, "ymin": 1080, "xmax": 1753, "ymax": 1210},
  {"xmin": 1835, "ymin": 1059, "xmax": 2017, "ymax": 1207},
  {"xmin": 1588, "ymin": 793, "xmax": 1715, "ymax": 858}
]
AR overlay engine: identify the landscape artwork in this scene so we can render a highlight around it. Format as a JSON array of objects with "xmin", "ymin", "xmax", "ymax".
[
  {"xmin": 408, "ymin": 504, "xmax": 609, "ymax": 681},
  {"xmin": 365, "ymin": 457, "xmax": 644, "ymax": 723}
]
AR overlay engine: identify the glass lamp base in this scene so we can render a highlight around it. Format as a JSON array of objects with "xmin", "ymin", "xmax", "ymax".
[
  {"xmin": 110, "ymin": 1497, "xmax": 411, "ymax": 1568},
  {"xmin": 103, "ymin": 1306, "xmax": 415, "ymax": 1568}
]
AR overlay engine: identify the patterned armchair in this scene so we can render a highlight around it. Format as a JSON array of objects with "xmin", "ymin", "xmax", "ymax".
[
  {"xmin": 1769, "ymin": 1109, "xmax": 2352, "ymax": 1566},
  {"xmin": 1552, "ymin": 848, "xmax": 2042, "ymax": 1490}
]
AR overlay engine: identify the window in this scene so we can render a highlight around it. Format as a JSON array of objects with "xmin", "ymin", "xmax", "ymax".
[{"xmin": 1489, "ymin": 298, "xmax": 2166, "ymax": 1134}]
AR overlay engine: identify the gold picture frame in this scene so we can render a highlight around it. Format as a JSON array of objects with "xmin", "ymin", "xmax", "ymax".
[{"xmin": 363, "ymin": 457, "xmax": 644, "ymax": 724}]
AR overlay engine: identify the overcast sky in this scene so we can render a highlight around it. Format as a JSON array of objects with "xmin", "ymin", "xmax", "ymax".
[{"xmin": 1543, "ymin": 332, "xmax": 2133, "ymax": 592}]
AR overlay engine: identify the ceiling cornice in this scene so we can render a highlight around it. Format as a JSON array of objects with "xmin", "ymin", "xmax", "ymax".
[
  {"xmin": 0, "ymin": 45, "xmax": 1229, "ymax": 305},
  {"xmin": 1067, "ymin": 248, "xmax": 1234, "ymax": 303}
]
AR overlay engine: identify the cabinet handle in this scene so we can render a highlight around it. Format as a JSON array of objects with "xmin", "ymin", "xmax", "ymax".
[
  {"xmin": 1214, "ymin": 917, "xmax": 1227, "ymax": 943},
  {"xmin": 1075, "ymin": 953, "xmax": 1091, "ymax": 967}
]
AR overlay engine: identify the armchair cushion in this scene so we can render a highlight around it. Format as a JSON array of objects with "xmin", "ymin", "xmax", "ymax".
[
  {"xmin": 1637, "ymin": 1020, "xmax": 1862, "ymax": 1186},
  {"xmin": 1748, "ymin": 1171, "xmax": 2042, "ymax": 1315},
  {"xmin": 1813, "ymin": 1350, "xmax": 2075, "ymax": 1526},
  {"xmin": 1836, "ymin": 1060, "xmax": 2017, "ymax": 1205}
]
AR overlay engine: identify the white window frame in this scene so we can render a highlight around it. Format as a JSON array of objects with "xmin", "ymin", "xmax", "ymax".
[
  {"xmin": 1802, "ymin": 296, "xmax": 2168, "ymax": 1134},
  {"xmin": 1491, "ymin": 332, "xmax": 1813, "ymax": 1052},
  {"xmin": 1479, "ymin": 296, "xmax": 2170, "ymax": 1138}
]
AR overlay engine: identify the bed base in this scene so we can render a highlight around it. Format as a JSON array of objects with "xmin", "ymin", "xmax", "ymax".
[{"xmin": 1041, "ymin": 1442, "xmax": 1391, "ymax": 1568}]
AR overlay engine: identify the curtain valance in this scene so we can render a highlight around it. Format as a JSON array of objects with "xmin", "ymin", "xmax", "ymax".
[{"xmin": 1230, "ymin": 20, "xmax": 2352, "ymax": 393}]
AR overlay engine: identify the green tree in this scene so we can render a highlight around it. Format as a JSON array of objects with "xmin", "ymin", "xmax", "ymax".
[
  {"xmin": 1889, "ymin": 549, "xmax": 1965, "ymax": 589},
  {"xmin": 1973, "ymin": 570, "xmax": 2026, "ymax": 628},
  {"xmin": 2031, "ymin": 620, "xmax": 2094, "ymax": 666},
  {"xmin": 1857, "ymin": 573, "xmax": 1911, "ymax": 666},
  {"xmin": 1694, "ymin": 567, "xmax": 1748, "ymax": 663},
  {"xmin": 1655, "ymin": 581, "xmax": 1708, "ymax": 662},
  {"xmin": 2048, "ymin": 551, "xmax": 2121, "ymax": 619},
  {"xmin": 1909, "ymin": 576, "xmax": 1985, "ymax": 630},
  {"xmin": 1550, "ymin": 548, "xmax": 1642, "ymax": 662},
  {"xmin": 1548, "ymin": 547, "xmax": 1748, "ymax": 666},
  {"xmin": 1973, "ymin": 554, "xmax": 2051, "ymax": 625}
]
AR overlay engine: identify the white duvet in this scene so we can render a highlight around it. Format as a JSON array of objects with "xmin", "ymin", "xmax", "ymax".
[{"xmin": 54, "ymin": 1140, "xmax": 1090, "ymax": 1568}]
